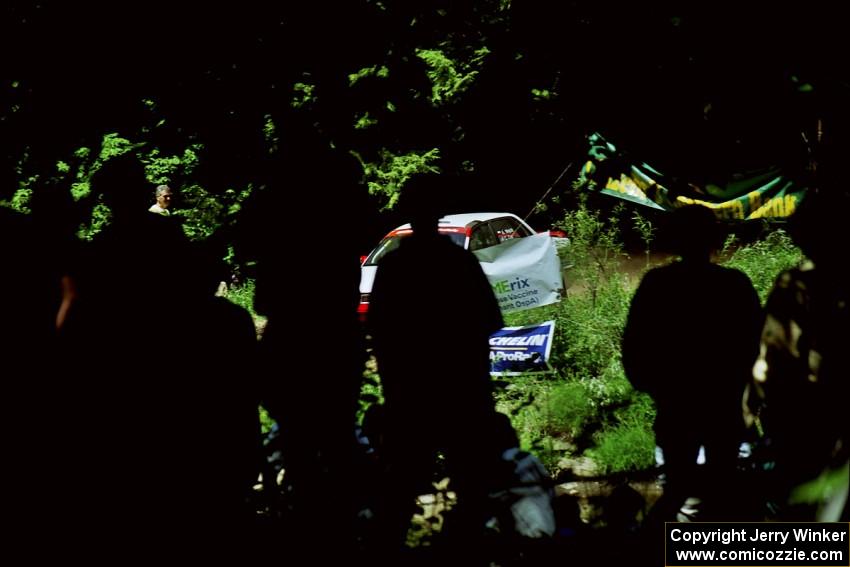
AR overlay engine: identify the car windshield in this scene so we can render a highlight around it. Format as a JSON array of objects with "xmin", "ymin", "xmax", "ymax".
[{"xmin": 364, "ymin": 231, "xmax": 466, "ymax": 265}]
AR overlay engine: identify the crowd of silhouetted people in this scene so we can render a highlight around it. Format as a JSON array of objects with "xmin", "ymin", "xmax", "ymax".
[{"xmin": 2, "ymin": 135, "xmax": 847, "ymax": 565}]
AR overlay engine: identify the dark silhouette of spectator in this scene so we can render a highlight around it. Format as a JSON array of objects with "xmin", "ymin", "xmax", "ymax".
[
  {"xmin": 622, "ymin": 204, "xmax": 762, "ymax": 523},
  {"xmin": 149, "ymin": 183, "xmax": 174, "ymax": 216},
  {"xmin": 65, "ymin": 154, "xmax": 189, "ymax": 361},
  {"xmin": 234, "ymin": 128, "xmax": 371, "ymax": 559},
  {"xmin": 743, "ymin": 188, "xmax": 849, "ymax": 521},
  {"xmin": 0, "ymin": 200, "xmax": 67, "ymax": 554},
  {"xmin": 59, "ymin": 154, "xmax": 264, "ymax": 562},
  {"xmin": 603, "ymin": 483, "xmax": 646, "ymax": 535},
  {"xmin": 178, "ymin": 241, "xmax": 264, "ymax": 546},
  {"xmin": 28, "ymin": 178, "xmax": 82, "ymax": 334},
  {"xmin": 367, "ymin": 173, "xmax": 504, "ymax": 562}
]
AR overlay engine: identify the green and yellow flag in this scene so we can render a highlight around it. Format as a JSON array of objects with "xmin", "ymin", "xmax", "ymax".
[{"xmin": 576, "ymin": 133, "xmax": 806, "ymax": 220}]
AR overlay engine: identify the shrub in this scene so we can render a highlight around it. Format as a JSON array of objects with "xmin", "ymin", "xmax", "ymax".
[
  {"xmin": 587, "ymin": 422, "xmax": 655, "ymax": 475},
  {"xmin": 358, "ymin": 360, "xmax": 384, "ymax": 423},
  {"xmin": 722, "ymin": 229, "xmax": 803, "ymax": 303},
  {"xmin": 258, "ymin": 405, "xmax": 276, "ymax": 435},
  {"xmin": 553, "ymin": 276, "xmax": 632, "ymax": 378},
  {"xmin": 541, "ymin": 381, "xmax": 597, "ymax": 441},
  {"xmin": 223, "ymin": 278, "xmax": 256, "ymax": 314}
]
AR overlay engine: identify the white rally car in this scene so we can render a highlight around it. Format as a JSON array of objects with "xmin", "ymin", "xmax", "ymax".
[{"xmin": 358, "ymin": 212, "xmax": 569, "ymax": 319}]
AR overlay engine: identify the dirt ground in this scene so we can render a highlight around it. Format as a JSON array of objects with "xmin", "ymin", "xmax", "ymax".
[
  {"xmin": 619, "ymin": 250, "xmax": 675, "ymax": 284},
  {"xmin": 574, "ymin": 245, "xmax": 738, "ymax": 291},
  {"xmin": 565, "ymin": 249, "xmax": 675, "ymax": 295}
]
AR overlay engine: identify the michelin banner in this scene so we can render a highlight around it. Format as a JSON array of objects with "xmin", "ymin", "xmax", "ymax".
[
  {"xmin": 490, "ymin": 321, "xmax": 555, "ymax": 376},
  {"xmin": 474, "ymin": 233, "xmax": 563, "ymax": 315}
]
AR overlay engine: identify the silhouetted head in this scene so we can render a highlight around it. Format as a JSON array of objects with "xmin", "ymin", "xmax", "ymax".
[
  {"xmin": 29, "ymin": 176, "xmax": 79, "ymax": 239},
  {"xmin": 491, "ymin": 411, "xmax": 520, "ymax": 452},
  {"xmin": 604, "ymin": 484, "xmax": 645, "ymax": 531},
  {"xmin": 553, "ymin": 495, "xmax": 583, "ymax": 532},
  {"xmin": 90, "ymin": 153, "xmax": 149, "ymax": 220},
  {"xmin": 397, "ymin": 173, "xmax": 444, "ymax": 236},
  {"xmin": 665, "ymin": 204, "xmax": 721, "ymax": 261}
]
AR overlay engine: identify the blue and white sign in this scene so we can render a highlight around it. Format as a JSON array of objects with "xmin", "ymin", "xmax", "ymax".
[{"xmin": 489, "ymin": 320, "xmax": 555, "ymax": 376}]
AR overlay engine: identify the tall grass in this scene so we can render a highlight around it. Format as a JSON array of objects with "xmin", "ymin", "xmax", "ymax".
[{"xmin": 721, "ymin": 230, "xmax": 803, "ymax": 303}]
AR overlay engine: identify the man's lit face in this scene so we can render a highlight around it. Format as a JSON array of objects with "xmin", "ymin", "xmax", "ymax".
[{"xmin": 157, "ymin": 188, "xmax": 173, "ymax": 209}]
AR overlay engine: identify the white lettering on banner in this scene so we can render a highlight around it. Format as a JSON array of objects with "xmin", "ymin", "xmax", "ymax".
[
  {"xmin": 489, "ymin": 335, "xmax": 548, "ymax": 347},
  {"xmin": 490, "ymin": 351, "xmax": 537, "ymax": 362}
]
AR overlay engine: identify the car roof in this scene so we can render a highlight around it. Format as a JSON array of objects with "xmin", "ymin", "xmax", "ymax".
[{"xmin": 391, "ymin": 212, "xmax": 525, "ymax": 232}]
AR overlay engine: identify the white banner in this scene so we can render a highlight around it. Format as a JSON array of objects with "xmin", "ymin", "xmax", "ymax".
[{"xmin": 474, "ymin": 233, "xmax": 563, "ymax": 314}]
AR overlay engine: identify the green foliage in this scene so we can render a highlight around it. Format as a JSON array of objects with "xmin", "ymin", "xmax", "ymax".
[
  {"xmin": 533, "ymin": 203, "xmax": 633, "ymax": 378},
  {"xmin": 556, "ymin": 279, "xmax": 632, "ymax": 379},
  {"xmin": 361, "ymin": 148, "xmax": 441, "ymax": 210},
  {"xmin": 358, "ymin": 360, "xmax": 384, "ymax": 423},
  {"xmin": 496, "ymin": 365, "xmax": 655, "ymax": 476},
  {"xmin": 66, "ymin": 134, "xmax": 136, "ymax": 237},
  {"xmin": 173, "ymin": 183, "xmax": 251, "ymax": 241},
  {"xmin": 540, "ymin": 370, "xmax": 642, "ymax": 441},
  {"xmin": 588, "ymin": 379, "xmax": 657, "ymax": 475},
  {"xmin": 541, "ymin": 381, "xmax": 597, "ymax": 441},
  {"xmin": 556, "ymin": 202, "xmax": 626, "ymax": 308},
  {"xmin": 492, "ymin": 374, "xmax": 553, "ymax": 457},
  {"xmin": 587, "ymin": 422, "xmax": 655, "ymax": 474},
  {"xmin": 70, "ymin": 181, "xmax": 90, "ymax": 202},
  {"xmin": 632, "ymin": 211, "xmax": 656, "ymax": 269},
  {"xmin": 584, "ymin": 366, "xmax": 636, "ymax": 412},
  {"xmin": 7, "ymin": 187, "xmax": 33, "ymax": 213},
  {"xmin": 223, "ymin": 278, "xmax": 256, "ymax": 314},
  {"xmin": 220, "ymin": 278, "xmax": 267, "ymax": 342},
  {"xmin": 82, "ymin": 202, "xmax": 112, "ymax": 241},
  {"xmin": 721, "ymin": 229, "xmax": 803, "ymax": 303},
  {"xmin": 348, "ymin": 65, "xmax": 390, "ymax": 86},
  {"xmin": 258, "ymin": 405, "xmax": 276, "ymax": 436},
  {"xmin": 530, "ymin": 88, "xmax": 553, "ymax": 101},
  {"xmin": 262, "ymin": 114, "xmax": 279, "ymax": 155},
  {"xmin": 2, "ymin": 154, "xmax": 49, "ymax": 213},
  {"xmin": 354, "ymin": 112, "xmax": 379, "ymax": 130},
  {"xmin": 415, "ymin": 46, "xmax": 489, "ymax": 105},
  {"xmin": 291, "ymin": 81, "xmax": 317, "ymax": 109},
  {"xmin": 99, "ymin": 133, "xmax": 138, "ymax": 161},
  {"xmin": 143, "ymin": 143, "xmax": 201, "ymax": 184}
]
